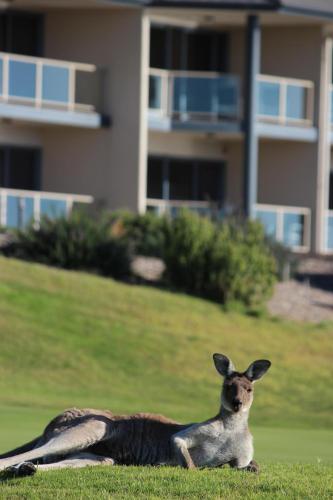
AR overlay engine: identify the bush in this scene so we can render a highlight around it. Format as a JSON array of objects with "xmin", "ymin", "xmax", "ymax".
[
  {"xmin": 164, "ymin": 210, "xmax": 214, "ymax": 295},
  {"xmin": 109, "ymin": 211, "xmax": 168, "ymax": 258},
  {"xmin": 207, "ymin": 219, "xmax": 277, "ymax": 306},
  {"xmin": 164, "ymin": 211, "xmax": 276, "ymax": 308},
  {"xmin": 4, "ymin": 212, "xmax": 131, "ymax": 280}
]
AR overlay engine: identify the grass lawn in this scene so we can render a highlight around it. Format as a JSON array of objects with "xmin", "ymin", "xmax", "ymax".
[
  {"xmin": 0, "ymin": 464, "xmax": 332, "ymax": 499},
  {"xmin": 0, "ymin": 257, "xmax": 332, "ymax": 497}
]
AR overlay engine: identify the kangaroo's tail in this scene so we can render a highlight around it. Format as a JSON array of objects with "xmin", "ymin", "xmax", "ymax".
[{"xmin": 0, "ymin": 436, "xmax": 42, "ymax": 459}]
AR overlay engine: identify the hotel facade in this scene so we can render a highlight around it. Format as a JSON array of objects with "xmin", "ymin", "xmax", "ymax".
[{"xmin": 1, "ymin": 0, "xmax": 333, "ymax": 254}]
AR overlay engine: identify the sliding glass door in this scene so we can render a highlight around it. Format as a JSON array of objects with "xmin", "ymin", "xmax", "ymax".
[{"xmin": 147, "ymin": 156, "xmax": 225, "ymax": 204}]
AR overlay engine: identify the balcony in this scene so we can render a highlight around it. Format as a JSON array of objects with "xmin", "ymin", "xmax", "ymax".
[
  {"xmin": 257, "ymin": 75, "xmax": 314, "ymax": 126},
  {"xmin": 0, "ymin": 188, "xmax": 93, "ymax": 229},
  {"xmin": 148, "ymin": 68, "xmax": 240, "ymax": 132},
  {"xmin": 0, "ymin": 52, "xmax": 103, "ymax": 128},
  {"xmin": 148, "ymin": 69, "xmax": 315, "ymax": 139},
  {"xmin": 254, "ymin": 204, "xmax": 311, "ymax": 252}
]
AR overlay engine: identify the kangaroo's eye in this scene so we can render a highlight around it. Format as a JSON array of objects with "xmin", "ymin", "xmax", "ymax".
[{"xmin": 247, "ymin": 388, "xmax": 252, "ymax": 393}]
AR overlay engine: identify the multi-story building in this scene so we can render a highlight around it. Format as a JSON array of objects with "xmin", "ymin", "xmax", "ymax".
[{"xmin": 1, "ymin": 0, "xmax": 333, "ymax": 254}]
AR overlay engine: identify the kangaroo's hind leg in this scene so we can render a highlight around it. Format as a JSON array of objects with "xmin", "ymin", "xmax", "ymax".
[
  {"xmin": 0, "ymin": 415, "xmax": 111, "ymax": 471},
  {"xmin": 7, "ymin": 453, "xmax": 115, "ymax": 477}
]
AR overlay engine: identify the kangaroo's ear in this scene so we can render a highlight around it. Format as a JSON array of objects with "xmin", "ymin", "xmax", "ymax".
[
  {"xmin": 213, "ymin": 353, "xmax": 235, "ymax": 377},
  {"xmin": 244, "ymin": 360, "xmax": 271, "ymax": 382}
]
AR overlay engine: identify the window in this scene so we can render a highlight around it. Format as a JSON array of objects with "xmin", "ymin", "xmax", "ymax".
[
  {"xmin": 0, "ymin": 147, "xmax": 41, "ymax": 191},
  {"xmin": 0, "ymin": 11, "xmax": 44, "ymax": 57},
  {"xmin": 197, "ymin": 163, "xmax": 224, "ymax": 201},
  {"xmin": 150, "ymin": 26, "xmax": 229, "ymax": 72},
  {"xmin": 147, "ymin": 157, "xmax": 225, "ymax": 203},
  {"xmin": 147, "ymin": 158, "xmax": 164, "ymax": 199},
  {"xmin": 169, "ymin": 160, "xmax": 193, "ymax": 200}
]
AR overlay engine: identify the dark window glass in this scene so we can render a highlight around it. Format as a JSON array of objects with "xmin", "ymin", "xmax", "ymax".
[
  {"xmin": 197, "ymin": 163, "xmax": 223, "ymax": 202},
  {"xmin": 8, "ymin": 149, "xmax": 39, "ymax": 190},
  {"xmin": 216, "ymin": 33, "xmax": 229, "ymax": 73},
  {"xmin": 150, "ymin": 27, "xmax": 167, "ymax": 69},
  {"xmin": 0, "ymin": 11, "xmax": 43, "ymax": 56},
  {"xmin": 0, "ymin": 149, "xmax": 5, "ymax": 186},
  {"xmin": 10, "ymin": 13, "xmax": 42, "ymax": 56},
  {"xmin": 169, "ymin": 160, "xmax": 193, "ymax": 200},
  {"xmin": 0, "ymin": 15, "xmax": 5, "ymax": 52},
  {"xmin": 329, "ymin": 171, "xmax": 333, "ymax": 210},
  {"xmin": 170, "ymin": 28, "xmax": 183, "ymax": 70},
  {"xmin": 187, "ymin": 32, "xmax": 214, "ymax": 72},
  {"xmin": 150, "ymin": 26, "xmax": 229, "ymax": 72},
  {"xmin": 147, "ymin": 158, "xmax": 163, "ymax": 199},
  {"xmin": 0, "ymin": 148, "xmax": 40, "ymax": 191}
]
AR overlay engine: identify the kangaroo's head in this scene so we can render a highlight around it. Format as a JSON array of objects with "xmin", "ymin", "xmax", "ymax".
[{"xmin": 213, "ymin": 353, "xmax": 271, "ymax": 414}]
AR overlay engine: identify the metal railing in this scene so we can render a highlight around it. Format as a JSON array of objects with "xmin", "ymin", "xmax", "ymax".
[
  {"xmin": 0, "ymin": 188, "xmax": 93, "ymax": 229},
  {"xmin": 149, "ymin": 68, "xmax": 240, "ymax": 121},
  {"xmin": 254, "ymin": 203, "xmax": 311, "ymax": 252},
  {"xmin": 257, "ymin": 75, "xmax": 314, "ymax": 126},
  {"xmin": 0, "ymin": 51, "xmax": 97, "ymax": 113}
]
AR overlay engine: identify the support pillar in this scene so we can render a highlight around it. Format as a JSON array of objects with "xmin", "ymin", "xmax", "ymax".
[
  {"xmin": 244, "ymin": 15, "xmax": 261, "ymax": 218},
  {"xmin": 315, "ymin": 34, "xmax": 332, "ymax": 253}
]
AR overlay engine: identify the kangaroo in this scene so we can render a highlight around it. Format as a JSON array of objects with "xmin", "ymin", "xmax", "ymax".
[{"xmin": 0, "ymin": 353, "xmax": 271, "ymax": 477}]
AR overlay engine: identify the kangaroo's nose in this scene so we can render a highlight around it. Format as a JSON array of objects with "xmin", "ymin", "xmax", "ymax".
[{"xmin": 233, "ymin": 399, "xmax": 242, "ymax": 411}]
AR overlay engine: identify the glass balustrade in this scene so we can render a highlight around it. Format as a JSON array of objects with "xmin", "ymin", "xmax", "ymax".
[
  {"xmin": 0, "ymin": 52, "xmax": 96, "ymax": 112},
  {"xmin": 255, "ymin": 206, "xmax": 309, "ymax": 250},
  {"xmin": 0, "ymin": 189, "xmax": 92, "ymax": 229}
]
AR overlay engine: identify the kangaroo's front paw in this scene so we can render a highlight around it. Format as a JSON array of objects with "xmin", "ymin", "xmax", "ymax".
[{"xmin": 245, "ymin": 460, "xmax": 260, "ymax": 474}]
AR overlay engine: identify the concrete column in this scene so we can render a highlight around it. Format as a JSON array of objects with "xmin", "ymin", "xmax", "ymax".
[
  {"xmin": 315, "ymin": 33, "xmax": 332, "ymax": 253},
  {"xmin": 243, "ymin": 15, "xmax": 261, "ymax": 218},
  {"xmin": 137, "ymin": 13, "xmax": 150, "ymax": 213}
]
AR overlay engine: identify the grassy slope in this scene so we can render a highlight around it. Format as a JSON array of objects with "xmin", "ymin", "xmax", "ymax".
[{"xmin": 0, "ymin": 257, "xmax": 332, "ymax": 469}]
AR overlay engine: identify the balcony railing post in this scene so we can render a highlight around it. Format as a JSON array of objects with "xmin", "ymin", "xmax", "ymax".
[
  {"xmin": 168, "ymin": 73, "xmax": 174, "ymax": 118},
  {"xmin": 68, "ymin": 64, "xmax": 76, "ymax": 112},
  {"xmin": 0, "ymin": 191, "xmax": 7, "ymax": 227},
  {"xmin": 280, "ymin": 80, "xmax": 287, "ymax": 125},
  {"xmin": 36, "ymin": 60, "xmax": 43, "ymax": 108},
  {"xmin": 34, "ymin": 194, "xmax": 41, "ymax": 229},
  {"xmin": 276, "ymin": 209, "xmax": 284, "ymax": 242},
  {"xmin": 66, "ymin": 197, "xmax": 74, "ymax": 215}
]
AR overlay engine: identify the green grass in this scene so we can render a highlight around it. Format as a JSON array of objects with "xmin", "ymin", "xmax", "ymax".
[
  {"xmin": 0, "ymin": 257, "xmax": 332, "ymax": 497},
  {"xmin": 0, "ymin": 465, "xmax": 332, "ymax": 499}
]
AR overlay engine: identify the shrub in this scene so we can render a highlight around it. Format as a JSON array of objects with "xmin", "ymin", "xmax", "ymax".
[
  {"xmin": 4, "ymin": 212, "xmax": 131, "ymax": 280},
  {"xmin": 206, "ymin": 219, "xmax": 276, "ymax": 306},
  {"xmin": 109, "ymin": 211, "xmax": 168, "ymax": 258},
  {"xmin": 164, "ymin": 210, "xmax": 214, "ymax": 295},
  {"xmin": 164, "ymin": 211, "xmax": 276, "ymax": 307}
]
